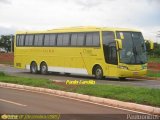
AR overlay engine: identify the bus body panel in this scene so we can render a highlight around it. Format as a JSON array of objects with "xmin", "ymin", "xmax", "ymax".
[{"xmin": 14, "ymin": 26, "xmax": 147, "ymax": 78}]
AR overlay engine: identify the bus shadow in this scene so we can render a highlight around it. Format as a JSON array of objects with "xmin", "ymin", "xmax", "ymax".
[
  {"xmin": 20, "ymin": 71, "xmax": 143, "ymax": 82},
  {"xmin": 49, "ymin": 72, "xmax": 143, "ymax": 82}
]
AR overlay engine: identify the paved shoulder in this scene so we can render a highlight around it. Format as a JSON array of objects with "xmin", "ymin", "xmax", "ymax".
[{"xmin": 0, "ymin": 87, "xmax": 136, "ymax": 114}]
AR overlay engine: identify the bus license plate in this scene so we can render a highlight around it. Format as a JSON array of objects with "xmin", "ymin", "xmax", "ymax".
[{"xmin": 133, "ymin": 72, "xmax": 138, "ymax": 76}]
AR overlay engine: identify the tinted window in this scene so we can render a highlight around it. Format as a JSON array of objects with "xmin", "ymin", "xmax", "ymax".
[
  {"xmin": 34, "ymin": 34, "xmax": 44, "ymax": 46},
  {"xmin": 86, "ymin": 33, "xmax": 92, "ymax": 46},
  {"xmin": 63, "ymin": 34, "xmax": 70, "ymax": 46},
  {"xmin": 50, "ymin": 34, "xmax": 56, "ymax": 46},
  {"xmin": 25, "ymin": 35, "xmax": 29, "ymax": 46},
  {"xmin": 25, "ymin": 35, "xmax": 34, "ymax": 46},
  {"xmin": 71, "ymin": 33, "xmax": 77, "ymax": 46},
  {"xmin": 93, "ymin": 32, "xmax": 100, "ymax": 46},
  {"xmin": 57, "ymin": 34, "xmax": 63, "ymax": 46},
  {"xmin": 116, "ymin": 32, "xmax": 147, "ymax": 64},
  {"xmin": 102, "ymin": 31, "xmax": 117, "ymax": 65},
  {"xmin": 103, "ymin": 32, "xmax": 115, "ymax": 45},
  {"xmin": 86, "ymin": 32, "xmax": 100, "ymax": 46},
  {"xmin": 28, "ymin": 35, "xmax": 34, "ymax": 46},
  {"xmin": 38, "ymin": 35, "xmax": 44, "ymax": 46},
  {"xmin": 16, "ymin": 35, "xmax": 20, "ymax": 46},
  {"xmin": 77, "ymin": 33, "xmax": 85, "ymax": 46},
  {"xmin": 108, "ymin": 43, "xmax": 117, "ymax": 64},
  {"xmin": 19, "ymin": 35, "xmax": 25, "ymax": 46},
  {"xmin": 44, "ymin": 34, "xmax": 50, "ymax": 46}
]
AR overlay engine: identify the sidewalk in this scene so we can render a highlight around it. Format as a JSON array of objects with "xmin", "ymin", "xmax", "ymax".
[{"xmin": 0, "ymin": 82, "xmax": 159, "ymax": 115}]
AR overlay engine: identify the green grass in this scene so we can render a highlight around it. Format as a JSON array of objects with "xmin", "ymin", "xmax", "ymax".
[
  {"xmin": 0, "ymin": 72, "xmax": 160, "ymax": 107},
  {"xmin": 0, "ymin": 72, "xmax": 62, "ymax": 90},
  {"xmin": 73, "ymin": 85, "xmax": 160, "ymax": 107},
  {"xmin": 148, "ymin": 56, "xmax": 160, "ymax": 63},
  {"xmin": 147, "ymin": 70, "xmax": 160, "ymax": 78}
]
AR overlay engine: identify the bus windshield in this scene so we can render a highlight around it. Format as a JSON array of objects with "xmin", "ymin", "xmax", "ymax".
[{"xmin": 116, "ymin": 31, "xmax": 147, "ymax": 64}]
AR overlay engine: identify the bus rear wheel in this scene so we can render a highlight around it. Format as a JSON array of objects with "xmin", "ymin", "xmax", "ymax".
[
  {"xmin": 40, "ymin": 62, "xmax": 48, "ymax": 75},
  {"xmin": 94, "ymin": 66, "xmax": 104, "ymax": 80},
  {"xmin": 30, "ymin": 62, "xmax": 38, "ymax": 74}
]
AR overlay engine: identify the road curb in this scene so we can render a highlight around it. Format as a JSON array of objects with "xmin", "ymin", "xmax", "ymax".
[
  {"xmin": 135, "ymin": 77, "xmax": 160, "ymax": 81},
  {"xmin": 0, "ymin": 82, "xmax": 159, "ymax": 115}
]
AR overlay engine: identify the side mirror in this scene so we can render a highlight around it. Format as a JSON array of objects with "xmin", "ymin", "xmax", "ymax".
[
  {"xmin": 115, "ymin": 39, "xmax": 122, "ymax": 50},
  {"xmin": 149, "ymin": 40, "xmax": 154, "ymax": 50},
  {"xmin": 119, "ymin": 32, "xmax": 124, "ymax": 39},
  {"xmin": 145, "ymin": 39, "xmax": 154, "ymax": 50}
]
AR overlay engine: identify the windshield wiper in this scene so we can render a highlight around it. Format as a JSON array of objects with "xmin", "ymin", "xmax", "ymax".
[
  {"xmin": 133, "ymin": 47, "xmax": 137, "ymax": 55},
  {"xmin": 134, "ymin": 46, "xmax": 146, "ymax": 64}
]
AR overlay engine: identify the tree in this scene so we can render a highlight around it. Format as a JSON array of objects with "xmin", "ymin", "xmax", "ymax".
[
  {"xmin": 0, "ymin": 35, "xmax": 14, "ymax": 52},
  {"xmin": 146, "ymin": 42, "xmax": 160, "ymax": 57}
]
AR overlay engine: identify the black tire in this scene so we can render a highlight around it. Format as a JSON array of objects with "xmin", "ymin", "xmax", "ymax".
[
  {"xmin": 30, "ymin": 62, "xmax": 38, "ymax": 74},
  {"xmin": 65, "ymin": 73, "xmax": 71, "ymax": 76},
  {"xmin": 94, "ymin": 66, "xmax": 104, "ymax": 80},
  {"xmin": 40, "ymin": 62, "xmax": 48, "ymax": 75}
]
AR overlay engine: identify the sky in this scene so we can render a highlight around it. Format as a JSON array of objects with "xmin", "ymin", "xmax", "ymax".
[{"xmin": 0, "ymin": 0, "xmax": 160, "ymax": 42}]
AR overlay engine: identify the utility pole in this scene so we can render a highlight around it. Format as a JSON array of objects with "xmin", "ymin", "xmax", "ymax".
[{"xmin": 10, "ymin": 35, "xmax": 14, "ymax": 53}]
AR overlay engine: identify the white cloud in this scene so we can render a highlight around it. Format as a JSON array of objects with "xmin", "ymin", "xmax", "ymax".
[
  {"xmin": 0, "ymin": 0, "xmax": 159, "ymax": 41},
  {"xmin": 0, "ymin": 0, "xmax": 11, "ymax": 4}
]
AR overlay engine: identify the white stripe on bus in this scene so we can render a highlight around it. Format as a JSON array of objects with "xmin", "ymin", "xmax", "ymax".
[{"xmin": 26, "ymin": 65, "xmax": 88, "ymax": 75}]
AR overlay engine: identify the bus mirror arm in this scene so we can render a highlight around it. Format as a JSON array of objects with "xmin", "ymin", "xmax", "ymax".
[
  {"xmin": 115, "ymin": 39, "xmax": 122, "ymax": 50},
  {"xmin": 145, "ymin": 39, "xmax": 154, "ymax": 50}
]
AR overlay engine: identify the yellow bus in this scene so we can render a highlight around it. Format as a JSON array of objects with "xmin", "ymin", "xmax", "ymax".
[{"xmin": 14, "ymin": 26, "xmax": 149, "ymax": 80}]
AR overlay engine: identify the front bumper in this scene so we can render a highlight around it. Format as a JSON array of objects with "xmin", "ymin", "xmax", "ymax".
[{"xmin": 119, "ymin": 69, "xmax": 147, "ymax": 78}]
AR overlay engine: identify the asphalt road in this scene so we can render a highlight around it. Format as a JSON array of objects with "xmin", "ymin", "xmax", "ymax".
[
  {"xmin": 0, "ymin": 87, "xmax": 144, "ymax": 120},
  {"xmin": 0, "ymin": 65, "xmax": 160, "ymax": 89}
]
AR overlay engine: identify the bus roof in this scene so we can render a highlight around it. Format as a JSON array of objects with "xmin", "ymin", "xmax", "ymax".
[{"xmin": 16, "ymin": 26, "xmax": 141, "ymax": 34}]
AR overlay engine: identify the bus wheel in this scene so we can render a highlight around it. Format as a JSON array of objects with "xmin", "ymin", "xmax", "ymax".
[
  {"xmin": 30, "ymin": 62, "xmax": 38, "ymax": 74},
  {"xmin": 65, "ymin": 73, "xmax": 70, "ymax": 76},
  {"xmin": 94, "ymin": 66, "xmax": 104, "ymax": 80},
  {"xmin": 40, "ymin": 62, "xmax": 48, "ymax": 75}
]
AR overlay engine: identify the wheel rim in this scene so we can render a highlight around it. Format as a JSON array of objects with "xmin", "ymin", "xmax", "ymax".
[
  {"xmin": 42, "ymin": 65, "xmax": 47, "ymax": 73},
  {"xmin": 31, "ymin": 64, "xmax": 37, "ymax": 73},
  {"xmin": 96, "ymin": 68, "xmax": 102, "ymax": 77}
]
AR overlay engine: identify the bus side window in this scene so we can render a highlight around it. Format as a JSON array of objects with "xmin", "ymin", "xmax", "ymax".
[
  {"xmin": 102, "ymin": 31, "xmax": 118, "ymax": 65},
  {"xmin": 86, "ymin": 32, "xmax": 100, "ymax": 46},
  {"xmin": 34, "ymin": 34, "xmax": 44, "ymax": 46},
  {"xmin": 16, "ymin": 35, "xmax": 20, "ymax": 46},
  {"xmin": 93, "ymin": 32, "xmax": 100, "ymax": 46},
  {"xmin": 28, "ymin": 35, "xmax": 34, "ymax": 46},
  {"xmin": 77, "ymin": 33, "xmax": 85, "ymax": 46},
  {"xmin": 25, "ymin": 35, "xmax": 29, "ymax": 46},
  {"xmin": 86, "ymin": 33, "xmax": 92, "ymax": 46},
  {"xmin": 44, "ymin": 34, "xmax": 50, "ymax": 46},
  {"xmin": 50, "ymin": 34, "xmax": 57, "ymax": 46},
  {"xmin": 39, "ymin": 34, "xmax": 44, "ymax": 46},
  {"xmin": 63, "ymin": 34, "xmax": 70, "ymax": 46},
  {"xmin": 19, "ymin": 35, "xmax": 25, "ymax": 46},
  {"xmin": 86, "ymin": 33, "xmax": 93, "ymax": 46},
  {"xmin": 25, "ymin": 35, "xmax": 34, "ymax": 46},
  {"xmin": 71, "ymin": 33, "xmax": 77, "ymax": 46},
  {"xmin": 57, "ymin": 34, "xmax": 63, "ymax": 46}
]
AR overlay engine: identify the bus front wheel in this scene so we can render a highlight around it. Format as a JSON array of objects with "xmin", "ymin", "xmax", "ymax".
[
  {"xmin": 40, "ymin": 62, "xmax": 48, "ymax": 75},
  {"xmin": 30, "ymin": 62, "xmax": 38, "ymax": 74},
  {"xmin": 94, "ymin": 66, "xmax": 104, "ymax": 80}
]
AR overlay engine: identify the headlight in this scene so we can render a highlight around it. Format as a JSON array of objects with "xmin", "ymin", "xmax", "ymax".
[
  {"xmin": 118, "ymin": 65, "xmax": 128, "ymax": 70},
  {"xmin": 142, "ymin": 65, "xmax": 147, "ymax": 69}
]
